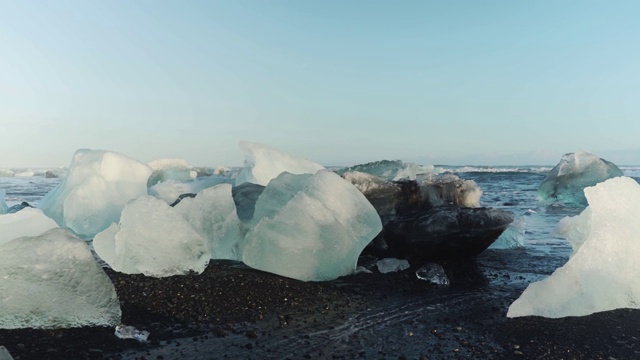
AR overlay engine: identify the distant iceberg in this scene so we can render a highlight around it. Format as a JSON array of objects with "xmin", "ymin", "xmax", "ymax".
[
  {"xmin": 537, "ymin": 151, "xmax": 623, "ymax": 206},
  {"xmin": 508, "ymin": 176, "xmax": 640, "ymax": 318}
]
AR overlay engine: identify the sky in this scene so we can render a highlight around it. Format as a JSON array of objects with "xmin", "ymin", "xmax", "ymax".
[{"xmin": 1, "ymin": 0, "xmax": 639, "ymax": 167}]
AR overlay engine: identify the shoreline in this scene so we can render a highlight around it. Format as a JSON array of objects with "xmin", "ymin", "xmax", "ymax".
[{"xmin": 2, "ymin": 253, "xmax": 640, "ymax": 359}]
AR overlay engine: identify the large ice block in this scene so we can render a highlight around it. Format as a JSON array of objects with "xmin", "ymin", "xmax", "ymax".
[
  {"xmin": 38, "ymin": 149, "xmax": 153, "ymax": 239},
  {"xmin": 537, "ymin": 151, "xmax": 624, "ymax": 206},
  {"xmin": 93, "ymin": 195, "xmax": 210, "ymax": 277},
  {"xmin": 235, "ymin": 141, "xmax": 324, "ymax": 186},
  {"xmin": 508, "ymin": 177, "xmax": 640, "ymax": 318},
  {"xmin": 174, "ymin": 184, "xmax": 246, "ymax": 260},
  {"xmin": 0, "ymin": 228, "xmax": 121, "ymax": 329},
  {"xmin": 243, "ymin": 171, "xmax": 383, "ymax": 281},
  {"xmin": 0, "ymin": 208, "xmax": 59, "ymax": 245}
]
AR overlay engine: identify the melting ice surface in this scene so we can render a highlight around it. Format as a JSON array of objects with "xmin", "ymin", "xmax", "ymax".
[
  {"xmin": 0, "ymin": 228, "xmax": 121, "ymax": 329},
  {"xmin": 243, "ymin": 170, "xmax": 383, "ymax": 281},
  {"xmin": 38, "ymin": 149, "xmax": 153, "ymax": 239},
  {"xmin": 508, "ymin": 176, "xmax": 640, "ymax": 318},
  {"xmin": 537, "ymin": 151, "xmax": 623, "ymax": 206}
]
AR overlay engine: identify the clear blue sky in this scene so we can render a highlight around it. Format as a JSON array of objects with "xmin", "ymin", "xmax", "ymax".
[{"xmin": 1, "ymin": 0, "xmax": 639, "ymax": 167}]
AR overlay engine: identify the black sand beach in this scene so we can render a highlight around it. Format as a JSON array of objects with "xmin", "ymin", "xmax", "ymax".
[{"xmin": 2, "ymin": 251, "xmax": 639, "ymax": 360}]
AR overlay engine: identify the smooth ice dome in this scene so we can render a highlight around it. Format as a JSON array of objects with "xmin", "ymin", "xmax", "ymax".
[
  {"xmin": 0, "ymin": 228, "xmax": 121, "ymax": 329},
  {"xmin": 94, "ymin": 195, "xmax": 210, "ymax": 277},
  {"xmin": 508, "ymin": 177, "xmax": 640, "ymax": 318},
  {"xmin": 38, "ymin": 149, "xmax": 153, "ymax": 239},
  {"xmin": 0, "ymin": 208, "xmax": 59, "ymax": 245},
  {"xmin": 235, "ymin": 141, "xmax": 325, "ymax": 186},
  {"xmin": 243, "ymin": 170, "xmax": 383, "ymax": 281},
  {"xmin": 537, "ymin": 151, "xmax": 623, "ymax": 206},
  {"xmin": 174, "ymin": 184, "xmax": 245, "ymax": 260}
]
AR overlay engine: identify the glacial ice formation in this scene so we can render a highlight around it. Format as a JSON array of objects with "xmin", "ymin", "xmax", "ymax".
[
  {"xmin": 174, "ymin": 184, "xmax": 245, "ymax": 260},
  {"xmin": 0, "ymin": 228, "xmax": 121, "ymax": 329},
  {"xmin": 0, "ymin": 208, "xmax": 59, "ymax": 245},
  {"xmin": 508, "ymin": 177, "xmax": 640, "ymax": 318},
  {"xmin": 243, "ymin": 170, "xmax": 383, "ymax": 281},
  {"xmin": 416, "ymin": 263, "xmax": 450, "ymax": 285},
  {"xmin": 489, "ymin": 216, "xmax": 526, "ymax": 249},
  {"xmin": 93, "ymin": 196, "xmax": 210, "ymax": 277},
  {"xmin": 235, "ymin": 141, "xmax": 325, "ymax": 186},
  {"xmin": 376, "ymin": 258, "xmax": 410, "ymax": 273},
  {"xmin": 537, "ymin": 151, "xmax": 623, "ymax": 206},
  {"xmin": 336, "ymin": 160, "xmax": 438, "ymax": 181},
  {"xmin": 38, "ymin": 149, "xmax": 153, "ymax": 239},
  {"xmin": 147, "ymin": 158, "xmax": 194, "ymax": 187}
]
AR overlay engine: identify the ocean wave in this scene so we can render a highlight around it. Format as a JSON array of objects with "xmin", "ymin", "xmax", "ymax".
[{"xmin": 440, "ymin": 166, "xmax": 553, "ymax": 174}]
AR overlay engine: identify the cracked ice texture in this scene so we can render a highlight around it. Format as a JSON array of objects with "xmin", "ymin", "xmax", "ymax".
[
  {"xmin": 537, "ymin": 151, "xmax": 623, "ymax": 206},
  {"xmin": 0, "ymin": 228, "xmax": 121, "ymax": 329},
  {"xmin": 235, "ymin": 141, "xmax": 324, "ymax": 186},
  {"xmin": 243, "ymin": 170, "xmax": 383, "ymax": 281},
  {"xmin": 508, "ymin": 176, "xmax": 640, "ymax": 318},
  {"xmin": 38, "ymin": 149, "xmax": 153, "ymax": 239},
  {"xmin": 93, "ymin": 195, "xmax": 210, "ymax": 277}
]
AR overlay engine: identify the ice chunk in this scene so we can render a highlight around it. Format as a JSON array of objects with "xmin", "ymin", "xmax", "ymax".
[
  {"xmin": 0, "ymin": 346, "xmax": 14, "ymax": 360},
  {"xmin": 115, "ymin": 324, "xmax": 150, "ymax": 342},
  {"xmin": 337, "ymin": 160, "xmax": 438, "ymax": 181},
  {"xmin": 553, "ymin": 207, "xmax": 592, "ymax": 253},
  {"xmin": 0, "ymin": 208, "xmax": 59, "ymax": 245},
  {"xmin": 38, "ymin": 149, "xmax": 153, "ymax": 239},
  {"xmin": 0, "ymin": 189, "xmax": 7, "ymax": 214},
  {"xmin": 537, "ymin": 151, "xmax": 624, "ymax": 206},
  {"xmin": 147, "ymin": 158, "xmax": 194, "ymax": 187},
  {"xmin": 243, "ymin": 171, "xmax": 383, "ymax": 281},
  {"xmin": 235, "ymin": 141, "xmax": 325, "ymax": 186},
  {"xmin": 0, "ymin": 228, "xmax": 121, "ymax": 329},
  {"xmin": 416, "ymin": 263, "xmax": 450, "ymax": 285},
  {"xmin": 174, "ymin": 184, "xmax": 245, "ymax": 260},
  {"xmin": 93, "ymin": 196, "xmax": 210, "ymax": 277},
  {"xmin": 376, "ymin": 258, "xmax": 410, "ymax": 274},
  {"xmin": 508, "ymin": 177, "xmax": 640, "ymax": 318},
  {"xmin": 489, "ymin": 216, "xmax": 526, "ymax": 249}
]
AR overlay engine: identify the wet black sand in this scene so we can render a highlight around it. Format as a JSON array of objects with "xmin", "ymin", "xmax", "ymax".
[{"xmin": 2, "ymin": 251, "xmax": 640, "ymax": 360}]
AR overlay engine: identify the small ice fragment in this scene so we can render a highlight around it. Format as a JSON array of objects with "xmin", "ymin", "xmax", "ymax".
[
  {"xmin": 115, "ymin": 324, "xmax": 150, "ymax": 342},
  {"xmin": 376, "ymin": 258, "xmax": 410, "ymax": 274},
  {"xmin": 355, "ymin": 266, "xmax": 373, "ymax": 274},
  {"xmin": 0, "ymin": 346, "xmax": 14, "ymax": 360},
  {"xmin": 416, "ymin": 263, "xmax": 450, "ymax": 286}
]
